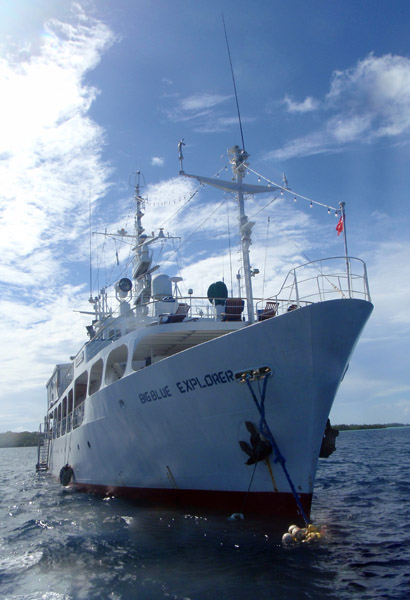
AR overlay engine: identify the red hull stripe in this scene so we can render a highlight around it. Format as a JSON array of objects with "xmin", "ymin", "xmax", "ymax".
[{"xmin": 73, "ymin": 482, "xmax": 312, "ymax": 518}]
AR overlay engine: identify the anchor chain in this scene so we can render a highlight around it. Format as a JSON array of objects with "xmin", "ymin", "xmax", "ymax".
[{"xmin": 238, "ymin": 368, "xmax": 311, "ymax": 527}]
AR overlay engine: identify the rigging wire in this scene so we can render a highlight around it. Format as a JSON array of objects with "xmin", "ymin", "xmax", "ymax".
[
  {"xmin": 157, "ymin": 163, "xmax": 229, "ymax": 230},
  {"xmin": 222, "ymin": 13, "xmax": 245, "ymax": 151},
  {"xmin": 261, "ymin": 217, "xmax": 270, "ymax": 300},
  {"xmin": 226, "ymin": 197, "xmax": 234, "ymax": 296},
  {"xmin": 160, "ymin": 197, "xmax": 227, "ymax": 270},
  {"xmin": 88, "ymin": 190, "xmax": 92, "ymax": 299},
  {"xmin": 91, "ymin": 185, "xmax": 137, "ymax": 295},
  {"xmin": 158, "ymin": 187, "xmax": 200, "ymax": 229},
  {"xmin": 94, "ymin": 228, "xmax": 107, "ymax": 294},
  {"xmin": 89, "ymin": 151, "xmax": 341, "ymax": 301},
  {"xmin": 104, "ymin": 253, "xmax": 135, "ymax": 291},
  {"xmin": 249, "ymin": 194, "xmax": 280, "ymax": 219},
  {"xmin": 246, "ymin": 165, "xmax": 340, "ymax": 213}
]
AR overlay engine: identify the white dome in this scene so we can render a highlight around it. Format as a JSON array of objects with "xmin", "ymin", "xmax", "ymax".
[{"xmin": 151, "ymin": 273, "xmax": 172, "ymax": 299}]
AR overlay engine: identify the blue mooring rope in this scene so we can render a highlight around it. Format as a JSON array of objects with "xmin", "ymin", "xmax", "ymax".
[{"xmin": 244, "ymin": 375, "xmax": 310, "ymax": 526}]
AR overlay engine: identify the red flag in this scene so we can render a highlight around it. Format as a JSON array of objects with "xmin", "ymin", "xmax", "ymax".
[{"xmin": 336, "ymin": 216, "xmax": 344, "ymax": 236}]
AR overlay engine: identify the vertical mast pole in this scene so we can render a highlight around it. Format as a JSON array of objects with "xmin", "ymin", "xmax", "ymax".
[
  {"xmin": 88, "ymin": 190, "xmax": 92, "ymax": 302},
  {"xmin": 230, "ymin": 146, "xmax": 255, "ymax": 323},
  {"xmin": 339, "ymin": 201, "xmax": 351, "ymax": 298},
  {"xmin": 135, "ymin": 170, "xmax": 142, "ymax": 245},
  {"xmin": 134, "ymin": 170, "xmax": 145, "ymax": 273}
]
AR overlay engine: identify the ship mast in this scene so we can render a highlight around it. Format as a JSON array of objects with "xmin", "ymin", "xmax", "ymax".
[
  {"xmin": 131, "ymin": 171, "xmax": 179, "ymax": 310},
  {"xmin": 229, "ymin": 146, "xmax": 254, "ymax": 323},
  {"xmin": 132, "ymin": 171, "xmax": 154, "ymax": 308},
  {"xmin": 181, "ymin": 145, "xmax": 279, "ymax": 323},
  {"xmin": 134, "ymin": 170, "xmax": 145, "ymax": 252}
]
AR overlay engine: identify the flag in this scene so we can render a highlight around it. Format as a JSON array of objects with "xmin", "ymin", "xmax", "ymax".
[{"xmin": 336, "ymin": 215, "xmax": 344, "ymax": 236}]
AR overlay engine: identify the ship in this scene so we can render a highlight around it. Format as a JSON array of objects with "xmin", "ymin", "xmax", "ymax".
[{"xmin": 37, "ymin": 143, "xmax": 373, "ymax": 521}]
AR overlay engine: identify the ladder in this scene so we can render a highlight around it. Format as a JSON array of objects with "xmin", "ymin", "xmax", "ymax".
[{"xmin": 36, "ymin": 423, "xmax": 51, "ymax": 472}]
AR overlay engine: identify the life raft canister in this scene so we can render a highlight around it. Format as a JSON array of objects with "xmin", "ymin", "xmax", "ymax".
[{"xmin": 59, "ymin": 464, "xmax": 74, "ymax": 486}]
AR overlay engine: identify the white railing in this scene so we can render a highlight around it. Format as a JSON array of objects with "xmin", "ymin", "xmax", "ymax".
[
  {"xmin": 258, "ymin": 257, "xmax": 370, "ymax": 315},
  {"xmin": 80, "ymin": 257, "xmax": 370, "ymax": 356}
]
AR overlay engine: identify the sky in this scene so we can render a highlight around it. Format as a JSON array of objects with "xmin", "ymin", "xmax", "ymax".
[{"xmin": 0, "ymin": 0, "xmax": 409, "ymax": 431}]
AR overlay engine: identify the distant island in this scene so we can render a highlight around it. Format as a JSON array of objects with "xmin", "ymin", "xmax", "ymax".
[
  {"xmin": 1, "ymin": 423, "xmax": 408, "ymax": 448},
  {"xmin": 0, "ymin": 431, "xmax": 39, "ymax": 447},
  {"xmin": 334, "ymin": 423, "xmax": 408, "ymax": 431}
]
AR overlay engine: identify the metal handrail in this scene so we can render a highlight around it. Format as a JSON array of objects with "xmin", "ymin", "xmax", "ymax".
[
  {"xmin": 260, "ymin": 256, "xmax": 371, "ymax": 312},
  {"xmin": 71, "ymin": 257, "xmax": 371, "ymax": 369}
]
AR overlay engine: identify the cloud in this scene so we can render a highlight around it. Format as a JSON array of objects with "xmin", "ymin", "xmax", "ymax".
[
  {"xmin": 194, "ymin": 115, "xmax": 256, "ymax": 134},
  {"xmin": 0, "ymin": 6, "xmax": 116, "ymax": 429},
  {"xmin": 329, "ymin": 236, "xmax": 410, "ymax": 424},
  {"xmin": 164, "ymin": 92, "xmax": 231, "ymax": 122},
  {"xmin": 162, "ymin": 91, "xmax": 258, "ymax": 133},
  {"xmin": 151, "ymin": 157, "xmax": 164, "ymax": 167},
  {"xmin": 162, "ymin": 91, "xmax": 239, "ymax": 132},
  {"xmin": 0, "ymin": 10, "xmax": 115, "ymax": 283},
  {"xmin": 283, "ymin": 95, "xmax": 320, "ymax": 113},
  {"xmin": 268, "ymin": 132, "xmax": 332, "ymax": 161},
  {"xmin": 179, "ymin": 92, "xmax": 231, "ymax": 112},
  {"xmin": 270, "ymin": 54, "xmax": 410, "ymax": 160},
  {"xmin": 364, "ymin": 239, "xmax": 410, "ymax": 329}
]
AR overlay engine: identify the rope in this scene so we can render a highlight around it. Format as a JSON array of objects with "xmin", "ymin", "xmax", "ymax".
[
  {"xmin": 261, "ymin": 217, "xmax": 270, "ymax": 300},
  {"xmin": 246, "ymin": 165, "xmax": 340, "ymax": 213},
  {"xmin": 244, "ymin": 375, "xmax": 310, "ymax": 526},
  {"xmin": 226, "ymin": 199, "xmax": 233, "ymax": 297},
  {"xmin": 240, "ymin": 461, "xmax": 258, "ymax": 513},
  {"xmin": 222, "ymin": 13, "xmax": 245, "ymax": 151},
  {"xmin": 160, "ymin": 197, "xmax": 227, "ymax": 270}
]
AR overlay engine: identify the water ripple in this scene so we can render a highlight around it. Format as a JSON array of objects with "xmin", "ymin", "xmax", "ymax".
[{"xmin": 0, "ymin": 429, "xmax": 409, "ymax": 599}]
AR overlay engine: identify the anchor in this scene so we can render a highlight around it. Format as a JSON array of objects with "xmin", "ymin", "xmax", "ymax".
[{"xmin": 239, "ymin": 421, "xmax": 272, "ymax": 465}]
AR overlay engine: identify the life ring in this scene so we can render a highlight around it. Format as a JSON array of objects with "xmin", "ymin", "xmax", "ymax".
[{"xmin": 59, "ymin": 464, "xmax": 74, "ymax": 486}]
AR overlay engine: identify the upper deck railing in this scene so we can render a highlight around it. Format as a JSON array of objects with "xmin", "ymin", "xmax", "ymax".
[
  {"xmin": 258, "ymin": 256, "xmax": 371, "ymax": 315},
  {"xmin": 67, "ymin": 256, "xmax": 371, "ymax": 373}
]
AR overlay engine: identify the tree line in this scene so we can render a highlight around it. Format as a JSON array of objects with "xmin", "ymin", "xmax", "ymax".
[
  {"xmin": 334, "ymin": 423, "xmax": 407, "ymax": 431},
  {"xmin": 0, "ymin": 423, "xmax": 408, "ymax": 447},
  {"xmin": 0, "ymin": 431, "xmax": 39, "ymax": 447}
]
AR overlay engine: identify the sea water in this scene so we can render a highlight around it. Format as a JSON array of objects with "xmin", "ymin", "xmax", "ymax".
[{"xmin": 0, "ymin": 427, "xmax": 409, "ymax": 599}]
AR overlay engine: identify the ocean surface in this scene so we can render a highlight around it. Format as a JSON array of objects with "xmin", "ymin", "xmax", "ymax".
[{"xmin": 0, "ymin": 427, "xmax": 409, "ymax": 600}]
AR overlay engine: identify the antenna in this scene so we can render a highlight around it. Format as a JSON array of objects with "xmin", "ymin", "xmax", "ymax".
[
  {"xmin": 222, "ymin": 13, "xmax": 245, "ymax": 150},
  {"xmin": 88, "ymin": 189, "xmax": 93, "ymax": 300}
]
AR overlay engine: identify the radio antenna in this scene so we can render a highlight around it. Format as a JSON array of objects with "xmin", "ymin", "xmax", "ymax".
[
  {"xmin": 88, "ymin": 188, "xmax": 93, "ymax": 300},
  {"xmin": 222, "ymin": 13, "xmax": 245, "ymax": 150}
]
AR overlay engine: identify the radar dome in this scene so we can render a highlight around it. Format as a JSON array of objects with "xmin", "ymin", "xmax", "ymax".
[
  {"xmin": 207, "ymin": 281, "xmax": 228, "ymax": 306},
  {"xmin": 151, "ymin": 274, "xmax": 172, "ymax": 299}
]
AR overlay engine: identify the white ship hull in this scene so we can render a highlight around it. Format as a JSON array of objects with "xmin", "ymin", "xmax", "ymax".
[{"xmin": 46, "ymin": 297, "xmax": 372, "ymax": 518}]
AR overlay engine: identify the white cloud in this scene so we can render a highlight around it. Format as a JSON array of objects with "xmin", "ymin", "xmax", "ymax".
[
  {"xmin": 0, "ymin": 6, "xmax": 115, "ymax": 429},
  {"xmin": 162, "ymin": 90, "xmax": 257, "ymax": 133},
  {"xmin": 0, "ymin": 13, "xmax": 114, "ymax": 286},
  {"xmin": 179, "ymin": 93, "xmax": 231, "ymax": 112},
  {"xmin": 151, "ymin": 157, "xmax": 164, "ymax": 167},
  {"xmin": 365, "ymin": 239, "xmax": 410, "ymax": 329},
  {"xmin": 163, "ymin": 92, "xmax": 238, "ymax": 132},
  {"xmin": 268, "ymin": 133, "xmax": 332, "ymax": 161},
  {"xmin": 283, "ymin": 95, "xmax": 320, "ymax": 113},
  {"xmin": 328, "ymin": 114, "xmax": 373, "ymax": 143},
  {"xmin": 270, "ymin": 54, "xmax": 410, "ymax": 160}
]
